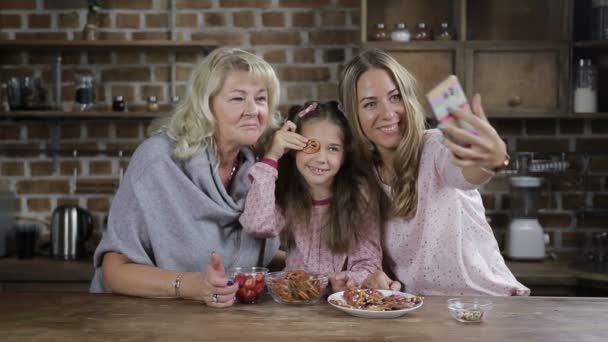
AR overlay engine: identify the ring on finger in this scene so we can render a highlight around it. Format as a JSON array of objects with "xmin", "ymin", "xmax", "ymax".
[{"xmin": 211, "ymin": 293, "xmax": 219, "ymax": 303}]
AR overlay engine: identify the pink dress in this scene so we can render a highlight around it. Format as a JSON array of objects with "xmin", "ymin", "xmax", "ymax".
[
  {"xmin": 239, "ymin": 162, "xmax": 382, "ymax": 286},
  {"xmin": 383, "ymin": 129, "xmax": 530, "ymax": 296}
]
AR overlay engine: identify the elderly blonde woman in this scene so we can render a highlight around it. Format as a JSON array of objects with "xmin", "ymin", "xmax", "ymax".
[
  {"xmin": 90, "ymin": 48, "xmax": 282, "ymax": 307},
  {"xmin": 338, "ymin": 48, "xmax": 529, "ymax": 296}
]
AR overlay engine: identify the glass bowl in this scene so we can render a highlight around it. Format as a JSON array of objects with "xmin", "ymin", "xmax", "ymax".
[
  {"xmin": 266, "ymin": 271, "xmax": 328, "ymax": 305},
  {"xmin": 229, "ymin": 266, "xmax": 268, "ymax": 304},
  {"xmin": 447, "ymin": 298, "xmax": 493, "ymax": 323}
]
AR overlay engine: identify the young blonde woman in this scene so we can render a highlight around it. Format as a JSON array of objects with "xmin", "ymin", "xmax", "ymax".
[
  {"xmin": 90, "ymin": 48, "xmax": 283, "ymax": 307},
  {"xmin": 339, "ymin": 48, "xmax": 530, "ymax": 296}
]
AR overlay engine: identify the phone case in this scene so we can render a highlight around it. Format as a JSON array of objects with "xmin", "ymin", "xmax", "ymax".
[{"xmin": 425, "ymin": 75, "xmax": 476, "ymax": 134}]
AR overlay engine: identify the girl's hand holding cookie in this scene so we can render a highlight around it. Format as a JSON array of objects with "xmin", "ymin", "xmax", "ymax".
[{"xmin": 264, "ymin": 121, "xmax": 308, "ymax": 161}]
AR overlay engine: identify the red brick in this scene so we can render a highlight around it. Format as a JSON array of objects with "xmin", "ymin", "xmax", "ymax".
[
  {"xmin": 323, "ymin": 48, "xmax": 345, "ymax": 63},
  {"xmin": 107, "ymin": 143, "xmax": 138, "ymax": 156},
  {"xmin": 576, "ymin": 138, "xmax": 608, "ymax": 153},
  {"xmin": 29, "ymin": 51, "xmax": 81, "ymax": 65},
  {"xmin": 294, "ymin": 48, "xmax": 315, "ymax": 63},
  {"xmin": 0, "ymin": 124, "xmax": 20, "ymax": 140},
  {"xmin": 61, "ymin": 123, "xmax": 83, "ymax": 139},
  {"xmin": 176, "ymin": 13, "xmax": 198, "ymax": 28},
  {"xmin": 317, "ymin": 83, "xmax": 338, "ymax": 100},
  {"xmin": 89, "ymin": 161, "xmax": 113, "ymax": 175},
  {"xmin": 310, "ymin": 30, "xmax": 358, "ymax": 44},
  {"xmin": 590, "ymin": 157, "xmax": 608, "ymax": 172},
  {"xmin": 98, "ymin": 32, "xmax": 128, "ymax": 41},
  {"xmin": 115, "ymin": 122, "xmax": 141, "ymax": 139},
  {"xmin": 15, "ymin": 32, "xmax": 68, "ymax": 40},
  {"xmin": 58, "ymin": 12, "xmax": 80, "ymax": 28},
  {"xmin": 102, "ymin": 68, "xmax": 150, "ymax": 82},
  {"xmin": 16, "ymin": 180, "xmax": 69, "ymax": 194},
  {"xmin": 594, "ymin": 194, "xmax": 608, "ymax": 208},
  {"xmin": 336, "ymin": 0, "xmax": 358, "ymax": 7},
  {"xmin": 27, "ymin": 198, "xmax": 51, "ymax": 212},
  {"xmin": 481, "ymin": 175, "xmax": 509, "ymax": 192},
  {"xmin": 0, "ymin": 51, "xmax": 23, "ymax": 64},
  {"xmin": 220, "ymin": 0, "xmax": 271, "ymax": 8},
  {"xmin": 0, "ymin": 15, "xmax": 21, "ymax": 28},
  {"xmin": 87, "ymin": 51, "xmax": 112, "ymax": 64},
  {"xmin": 562, "ymin": 194, "xmax": 586, "ymax": 210},
  {"xmin": 538, "ymin": 212, "xmax": 572, "ymax": 228},
  {"xmin": 57, "ymin": 197, "xmax": 80, "ymax": 207},
  {"xmin": 27, "ymin": 14, "xmax": 52, "ymax": 28},
  {"xmin": 60, "ymin": 160, "xmax": 82, "ymax": 176},
  {"xmin": 559, "ymin": 119, "xmax": 585, "ymax": 135},
  {"xmin": 264, "ymin": 50, "xmax": 287, "ymax": 63},
  {"xmin": 0, "ymin": 161, "xmax": 24, "ymax": 176},
  {"xmin": 132, "ymin": 31, "xmax": 170, "ymax": 40},
  {"xmin": 280, "ymin": 0, "xmax": 329, "ymax": 7},
  {"xmin": 233, "ymin": 11, "xmax": 254, "ymax": 27},
  {"xmin": 591, "ymin": 119, "xmax": 608, "ymax": 134},
  {"xmin": 0, "ymin": 143, "xmax": 40, "ymax": 157},
  {"xmin": 350, "ymin": 11, "xmax": 360, "ymax": 27},
  {"xmin": 191, "ymin": 32, "xmax": 243, "ymax": 45},
  {"xmin": 251, "ymin": 32, "xmax": 301, "ymax": 45},
  {"xmin": 525, "ymin": 119, "xmax": 556, "ymax": 135},
  {"xmin": 88, "ymin": 122, "xmax": 111, "ymax": 138},
  {"xmin": 87, "ymin": 197, "xmax": 110, "ymax": 212},
  {"xmin": 145, "ymin": 14, "xmax": 168, "ymax": 28},
  {"xmin": 110, "ymin": 85, "xmax": 136, "ymax": 103},
  {"xmin": 321, "ymin": 11, "xmax": 346, "ymax": 26},
  {"xmin": 176, "ymin": 0, "xmax": 213, "ymax": 9},
  {"xmin": 204, "ymin": 12, "xmax": 225, "ymax": 27},
  {"xmin": 287, "ymin": 84, "xmax": 313, "ymax": 101},
  {"xmin": 517, "ymin": 138, "xmax": 569, "ymax": 153},
  {"xmin": 58, "ymin": 143, "xmax": 98, "ymax": 157},
  {"xmin": 578, "ymin": 212, "xmax": 608, "ymax": 228},
  {"xmin": 27, "ymin": 124, "xmax": 50, "ymax": 139},
  {"xmin": 481, "ymin": 194, "xmax": 496, "ymax": 210},
  {"xmin": 97, "ymin": 13, "xmax": 112, "ymax": 28},
  {"xmin": 116, "ymin": 13, "xmax": 140, "ymax": 29},
  {"xmin": 278, "ymin": 67, "xmax": 330, "ymax": 82},
  {"xmin": 103, "ymin": 0, "xmax": 152, "ymax": 9},
  {"xmin": 176, "ymin": 65, "xmax": 193, "ymax": 81},
  {"xmin": 114, "ymin": 52, "xmax": 142, "ymax": 64},
  {"xmin": 486, "ymin": 213, "xmax": 509, "ymax": 228},
  {"xmin": 30, "ymin": 161, "xmax": 53, "ymax": 176},
  {"xmin": 154, "ymin": 66, "xmax": 170, "ymax": 82},
  {"xmin": 262, "ymin": 12, "xmax": 285, "ymax": 27},
  {"xmin": 146, "ymin": 52, "xmax": 170, "ymax": 64},
  {"xmin": 292, "ymin": 12, "xmax": 315, "ymax": 27},
  {"xmin": 141, "ymin": 85, "xmax": 165, "ymax": 102},
  {"xmin": 3, "ymin": 0, "xmax": 35, "ymax": 9},
  {"xmin": 561, "ymin": 231, "xmax": 586, "ymax": 248}
]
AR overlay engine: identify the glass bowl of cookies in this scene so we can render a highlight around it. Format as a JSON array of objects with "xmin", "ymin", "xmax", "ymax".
[{"xmin": 266, "ymin": 270, "xmax": 328, "ymax": 305}]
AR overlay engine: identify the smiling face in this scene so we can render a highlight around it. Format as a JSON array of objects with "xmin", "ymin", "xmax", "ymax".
[
  {"xmin": 211, "ymin": 70, "xmax": 269, "ymax": 149},
  {"xmin": 356, "ymin": 68, "xmax": 406, "ymax": 155},
  {"xmin": 295, "ymin": 119, "xmax": 345, "ymax": 199}
]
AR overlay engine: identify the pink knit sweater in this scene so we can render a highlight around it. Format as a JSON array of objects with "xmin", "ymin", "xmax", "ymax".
[{"xmin": 239, "ymin": 162, "xmax": 382, "ymax": 286}]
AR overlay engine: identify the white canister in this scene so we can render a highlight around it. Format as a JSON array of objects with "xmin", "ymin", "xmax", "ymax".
[
  {"xmin": 391, "ymin": 23, "xmax": 410, "ymax": 42},
  {"xmin": 574, "ymin": 58, "xmax": 598, "ymax": 113}
]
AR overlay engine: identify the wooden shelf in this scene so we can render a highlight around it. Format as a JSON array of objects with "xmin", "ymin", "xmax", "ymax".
[
  {"xmin": 0, "ymin": 110, "xmax": 166, "ymax": 119},
  {"xmin": 573, "ymin": 41, "xmax": 608, "ymax": 48},
  {"xmin": 0, "ymin": 39, "xmax": 217, "ymax": 52},
  {"xmin": 363, "ymin": 41, "xmax": 461, "ymax": 51}
]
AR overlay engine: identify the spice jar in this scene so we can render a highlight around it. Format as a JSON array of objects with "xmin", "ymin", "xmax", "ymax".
[
  {"xmin": 371, "ymin": 23, "xmax": 389, "ymax": 41},
  {"xmin": 170, "ymin": 95, "xmax": 180, "ymax": 108},
  {"xmin": 75, "ymin": 74, "xmax": 95, "ymax": 111},
  {"xmin": 574, "ymin": 58, "xmax": 598, "ymax": 113},
  {"xmin": 112, "ymin": 96, "xmax": 126, "ymax": 112},
  {"xmin": 412, "ymin": 22, "xmax": 432, "ymax": 41},
  {"xmin": 147, "ymin": 95, "xmax": 159, "ymax": 112},
  {"xmin": 391, "ymin": 23, "xmax": 411, "ymax": 42},
  {"xmin": 435, "ymin": 22, "xmax": 454, "ymax": 41}
]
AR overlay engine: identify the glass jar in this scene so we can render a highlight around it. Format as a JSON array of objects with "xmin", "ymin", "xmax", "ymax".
[
  {"xmin": 371, "ymin": 23, "xmax": 389, "ymax": 41},
  {"xmin": 391, "ymin": 23, "xmax": 410, "ymax": 42},
  {"xmin": 574, "ymin": 58, "xmax": 598, "ymax": 113},
  {"xmin": 435, "ymin": 22, "xmax": 454, "ymax": 41},
  {"xmin": 412, "ymin": 22, "xmax": 432, "ymax": 41},
  {"xmin": 112, "ymin": 95, "xmax": 126, "ymax": 112},
  {"xmin": 147, "ymin": 95, "xmax": 159, "ymax": 112},
  {"xmin": 592, "ymin": 0, "xmax": 608, "ymax": 40},
  {"xmin": 75, "ymin": 74, "xmax": 95, "ymax": 111}
]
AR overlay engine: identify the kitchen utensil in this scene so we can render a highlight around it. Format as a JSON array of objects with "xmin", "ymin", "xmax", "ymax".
[
  {"xmin": 447, "ymin": 298, "xmax": 492, "ymax": 323},
  {"xmin": 50, "ymin": 205, "xmax": 93, "ymax": 260}
]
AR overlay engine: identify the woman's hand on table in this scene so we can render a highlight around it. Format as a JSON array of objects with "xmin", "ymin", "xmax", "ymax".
[
  {"xmin": 182, "ymin": 252, "xmax": 238, "ymax": 308},
  {"xmin": 361, "ymin": 271, "xmax": 401, "ymax": 291},
  {"xmin": 328, "ymin": 272, "xmax": 354, "ymax": 292},
  {"xmin": 264, "ymin": 121, "xmax": 308, "ymax": 161}
]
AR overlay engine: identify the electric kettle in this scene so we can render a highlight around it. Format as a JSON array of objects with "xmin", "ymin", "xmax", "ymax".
[{"xmin": 51, "ymin": 205, "xmax": 93, "ymax": 260}]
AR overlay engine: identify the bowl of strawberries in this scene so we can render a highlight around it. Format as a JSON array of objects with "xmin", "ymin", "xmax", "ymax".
[{"xmin": 229, "ymin": 266, "xmax": 268, "ymax": 304}]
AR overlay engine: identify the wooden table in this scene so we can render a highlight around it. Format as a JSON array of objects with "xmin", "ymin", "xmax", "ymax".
[{"xmin": 1, "ymin": 293, "xmax": 607, "ymax": 341}]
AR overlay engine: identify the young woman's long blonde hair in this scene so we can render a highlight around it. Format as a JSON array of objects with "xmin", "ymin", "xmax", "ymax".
[
  {"xmin": 338, "ymin": 48, "xmax": 427, "ymax": 218},
  {"xmin": 148, "ymin": 47, "xmax": 281, "ymax": 160}
]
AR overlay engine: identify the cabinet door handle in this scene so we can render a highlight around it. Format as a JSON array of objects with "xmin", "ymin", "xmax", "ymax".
[{"xmin": 508, "ymin": 96, "xmax": 522, "ymax": 107}]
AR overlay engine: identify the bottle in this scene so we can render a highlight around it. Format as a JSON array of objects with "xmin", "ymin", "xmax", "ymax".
[
  {"xmin": 75, "ymin": 74, "xmax": 95, "ymax": 111},
  {"xmin": 371, "ymin": 23, "xmax": 389, "ymax": 41},
  {"xmin": 435, "ymin": 22, "xmax": 454, "ymax": 41},
  {"xmin": 391, "ymin": 23, "xmax": 410, "ymax": 42},
  {"xmin": 574, "ymin": 59, "xmax": 598, "ymax": 113},
  {"xmin": 412, "ymin": 22, "xmax": 432, "ymax": 41},
  {"xmin": 112, "ymin": 96, "xmax": 127, "ymax": 112},
  {"xmin": 147, "ymin": 95, "xmax": 159, "ymax": 112}
]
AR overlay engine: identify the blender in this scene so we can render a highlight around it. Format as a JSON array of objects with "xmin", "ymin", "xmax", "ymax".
[{"xmin": 505, "ymin": 176, "xmax": 546, "ymax": 260}]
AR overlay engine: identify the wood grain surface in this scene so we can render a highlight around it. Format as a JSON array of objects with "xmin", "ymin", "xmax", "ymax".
[{"xmin": 1, "ymin": 292, "xmax": 607, "ymax": 341}]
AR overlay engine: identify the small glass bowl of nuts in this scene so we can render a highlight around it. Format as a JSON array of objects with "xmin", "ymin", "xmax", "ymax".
[{"xmin": 447, "ymin": 298, "xmax": 493, "ymax": 323}]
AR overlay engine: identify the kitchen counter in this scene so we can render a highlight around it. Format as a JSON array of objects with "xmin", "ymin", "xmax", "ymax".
[{"xmin": 1, "ymin": 292, "xmax": 607, "ymax": 341}]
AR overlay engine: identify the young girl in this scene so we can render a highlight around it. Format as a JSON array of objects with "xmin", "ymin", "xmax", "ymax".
[{"xmin": 239, "ymin": 101, "xmax": 387, "ymax": 288}]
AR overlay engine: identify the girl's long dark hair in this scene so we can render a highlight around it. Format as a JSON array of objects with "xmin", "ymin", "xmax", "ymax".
[{"xmin": 275, "ymin": 101, "xmax": 389, "ymax": 254}]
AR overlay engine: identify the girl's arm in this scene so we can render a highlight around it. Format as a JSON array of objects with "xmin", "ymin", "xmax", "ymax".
[
  {"xmin": 343, "ymin": 204, "xmax": 383, "ymax": 287},
  {"xmin": 239, "ymin": 161, "xmax": 286, "ymax": 238}
]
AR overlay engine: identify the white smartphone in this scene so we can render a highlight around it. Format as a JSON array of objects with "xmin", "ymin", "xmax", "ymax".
[{"xmin": 426, "ymin": 75, "xmax": 476, "ymax": 134}]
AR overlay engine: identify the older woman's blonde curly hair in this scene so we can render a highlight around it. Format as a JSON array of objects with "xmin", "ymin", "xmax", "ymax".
[{"xmin": 148, "ymin": 47, "xmax": 281, "ymax": 161}]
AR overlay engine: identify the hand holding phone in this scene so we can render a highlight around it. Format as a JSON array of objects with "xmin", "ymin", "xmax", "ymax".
[{"xmin": 426, "ymin": 75, "xmax": 477, "ymax": 135}]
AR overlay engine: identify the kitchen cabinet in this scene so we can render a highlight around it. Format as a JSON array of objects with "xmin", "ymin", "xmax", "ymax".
[
  {"xmin": 0, "ymin": 257, "xmax": 93, "ymax": 293},
  {"xmin": 361, "ymin": 0, "xmax": 573, "ymax": 118}
]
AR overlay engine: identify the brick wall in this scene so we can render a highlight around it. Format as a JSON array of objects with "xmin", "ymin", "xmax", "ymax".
[{"xmin": 1, "ymin": 0, "xmax": 607, "ymax": 257}]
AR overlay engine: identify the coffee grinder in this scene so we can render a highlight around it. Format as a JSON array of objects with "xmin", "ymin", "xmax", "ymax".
[{"xmin": 505, "ymin": 176, "xmax": 546, "ymax": 260}]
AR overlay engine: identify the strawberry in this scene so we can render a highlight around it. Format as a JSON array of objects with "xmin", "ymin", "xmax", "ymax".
[
  {"xmin": 244, "ymin": 277, "xmax": 256, "ymax": 289},
  {"xmin": 234, "ymin": 273, "xmax": 246, "ymax": 287},
  {"xmin": 255, "ymin": 272, "xmax": 265, "ymax": 283},
  {"xmin": 254, "ymin": 281, "xmax": 265, "ymax": 294}
]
